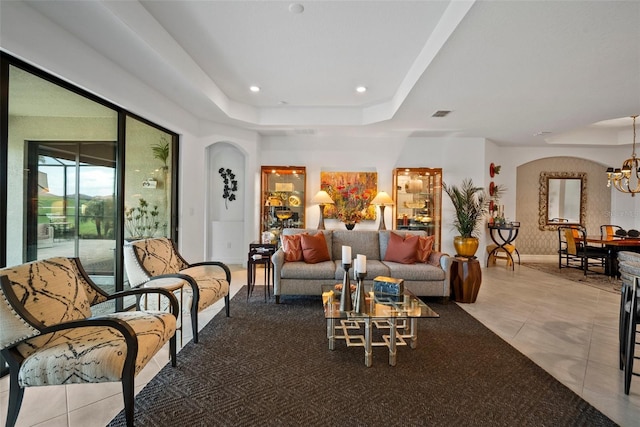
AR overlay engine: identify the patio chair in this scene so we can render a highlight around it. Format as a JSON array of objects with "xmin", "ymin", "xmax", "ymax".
[
  {"xmin": 0, "ymin": 257, "xmax": 178, "ymax": 427},
  {"xmin": 124, "ymin": 237, "xmax": 230, "ymax": 343}
]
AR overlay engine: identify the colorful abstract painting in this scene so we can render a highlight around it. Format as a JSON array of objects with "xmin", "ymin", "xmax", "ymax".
[{"xmin": 320, "ymin": 171, "xmax": 378, "ymax": 221}]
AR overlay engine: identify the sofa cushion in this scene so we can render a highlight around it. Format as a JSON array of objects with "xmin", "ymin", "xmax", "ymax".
[
  {"xmin": 281, "ymin": 260, "xmax": 336, "ymax": 279},
  {"xmin": 416, "ymin": 235, "xmax": 434, "ymax": 263},
  {"xmin": 282, "ymin": 229, "xmax": 333, "ymax": 260},
  {"xmin": 334, "ymin": 260, "xmax": 390, "ymax": 281},
  {"xmin": 384, "ymin": 232, "xmax": 418, "ymax": 264},
  {"xmin": 379, "ymin": 230, "xmax": 427, "ymax": 261},
  {"xmin": 383, "ymin": 262, "xmax": 446, "ymax": 281},
  {"xmin": 331, "ymin": 230, "xmax": 381, "ymax": 260},
  {"xmin": 301, "ymin": 232, "xmax": 331, "ymax": 264},
  {"xmin": 281, "ymin": 234, "xmax": 304, "ymax": 262}
]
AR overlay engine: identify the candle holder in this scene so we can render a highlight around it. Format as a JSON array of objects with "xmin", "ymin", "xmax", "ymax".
[
  {"xmin": 354, "ymin": 272, "xmax": 367, "ymax": 313},
  {"xmin": 339, "ymin": 263, "xmax": 352, "ymax": 312}
]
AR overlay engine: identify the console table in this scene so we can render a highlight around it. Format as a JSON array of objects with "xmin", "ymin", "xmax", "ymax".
[{"xmin": 487, "ymin": 222, "xmax": 521, "ymax": 270}]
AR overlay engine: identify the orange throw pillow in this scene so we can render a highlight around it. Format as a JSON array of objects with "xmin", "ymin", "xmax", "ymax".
[
  {"xmin": 281, "ymin": 234, "xmax": 304, "ymax": 262},
  {"xmin": 384, "ymin": 232, "xmax": 419, "ymax": 264},
  {"xmin": 301, "ymin": 232, "xmax": 331, "ymax": 264},
  {"xmin": 416, "ymin": 235, "xmax": 434, "ymax": 263}
]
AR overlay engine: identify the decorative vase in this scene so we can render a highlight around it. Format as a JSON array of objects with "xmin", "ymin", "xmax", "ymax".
[
  {"xmin": 453, "ymin": 236, "xmax": 479, "ymax": 258},
  {"xmin": 345, "ymin": 222, "xmax": 356, "ymax": 230}
]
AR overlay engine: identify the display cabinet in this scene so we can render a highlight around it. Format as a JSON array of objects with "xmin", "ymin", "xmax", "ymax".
[
  {"xmin": 392, "ymin": 168, "xmax": 442, "ymax": 251},
  {"xmin": 260, "ymin": 166, "xmax": 306, "ymax": 244}
]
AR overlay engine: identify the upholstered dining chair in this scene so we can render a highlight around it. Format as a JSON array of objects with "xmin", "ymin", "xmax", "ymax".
[
  {"xmin": 124, "ymin": 237, "xmax": 231, "ymax": 343},
  {"xmin": 600, "ymin": 224, "xmax": 625, "ymax": 239},
  {"xmin": 0, "ymin": 257, "xmax": 178, "ymax": 427},
  {"xmin": 558, "ymin": 225, "xmax": 609, "ymax": 275}
]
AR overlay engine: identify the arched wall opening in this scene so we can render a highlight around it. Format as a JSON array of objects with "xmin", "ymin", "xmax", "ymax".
[{"xmin": 206, "ymin": 141, "xmax": 246, "ymax": 264}]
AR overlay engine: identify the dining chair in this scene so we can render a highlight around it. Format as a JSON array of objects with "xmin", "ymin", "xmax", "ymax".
[
  {"xmin": 600, "ymin": 224, "xmax": 625, "ymax": 239},
  {"xmin": 0, "ymin": 257, "xmax": 178, "ymax": 427},
  {"xmin": 558, "ymin": 225, "xmax": 609, "ymax": 275}
]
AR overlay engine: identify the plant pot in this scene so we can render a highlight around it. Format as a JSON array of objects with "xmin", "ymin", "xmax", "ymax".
[
  {"xmin": 453, "ymin": 236, "xmax": 479, "ymax": 258},
  {"xmin": 344, "ymin": 222, "xmax": 356, "ymax": 230}
]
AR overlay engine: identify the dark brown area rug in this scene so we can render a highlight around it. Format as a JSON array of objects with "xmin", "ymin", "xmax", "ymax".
[
  {"xmin": 522, "ymin": 262, "xmax": 621, "ymax": 294},
  {"xmin": 108, "ymin": 289, "xmax": 616, "ymax": 427}
]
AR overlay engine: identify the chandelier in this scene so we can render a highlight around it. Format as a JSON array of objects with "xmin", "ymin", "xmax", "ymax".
[{"xmin": 606, "ymin": 115, "xmax": 640, "ymax": 196}]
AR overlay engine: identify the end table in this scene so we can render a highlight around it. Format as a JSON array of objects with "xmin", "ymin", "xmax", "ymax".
[{"xmin": 450, "ymin": 257, "xmax": 482, "ymax": 303}]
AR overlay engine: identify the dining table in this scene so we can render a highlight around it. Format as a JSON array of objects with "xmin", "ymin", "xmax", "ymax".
[{"xmin": 585, "ymin": 236, "xmax": 640, "ymax": 278}]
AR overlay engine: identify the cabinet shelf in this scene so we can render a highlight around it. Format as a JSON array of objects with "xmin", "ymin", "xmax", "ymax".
[{"xmin": 260, "ymin": 166, "xmax": 306, "ymax": 245}]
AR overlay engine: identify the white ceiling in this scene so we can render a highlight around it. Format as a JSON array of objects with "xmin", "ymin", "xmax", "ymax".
[{"xmin": 16, "ymin": 0, "xmax": 640, "ymax": 146}]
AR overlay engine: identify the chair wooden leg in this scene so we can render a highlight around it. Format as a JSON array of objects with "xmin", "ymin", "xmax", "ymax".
[
  {"xmin": 122, "ymin": 373, "xmax": 135, "ymax": 427},
  {"xmin": 5, "ymin": 366, "xmax": 24, "ymax": 427}
]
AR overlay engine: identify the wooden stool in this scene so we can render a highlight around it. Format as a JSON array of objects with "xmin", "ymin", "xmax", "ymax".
[{"xmin": 487, "ymin": 244, "xmax": 516, "ymax": 267}]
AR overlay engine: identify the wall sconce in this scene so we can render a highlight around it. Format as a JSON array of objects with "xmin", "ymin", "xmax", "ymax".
[
  {"xmin": 370, "ymin": 191, "xmax": 394, "ymax": 230},
  {"xmin": 310, "ymin": 190, "xmax": 334, "ymax": 230}
]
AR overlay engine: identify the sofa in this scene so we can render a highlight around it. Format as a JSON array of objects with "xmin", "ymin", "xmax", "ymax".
[{"xmin": 272, "ymin": 229, "xmax": 451, "ymax": 303}]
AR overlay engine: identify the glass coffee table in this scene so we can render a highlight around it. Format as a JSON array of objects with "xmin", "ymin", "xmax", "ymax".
[{"xmin": 322, "ymin": 284, "xmax": 439, "ymax": 367}]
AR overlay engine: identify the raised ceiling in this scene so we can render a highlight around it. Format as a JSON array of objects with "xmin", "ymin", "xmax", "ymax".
[{"xmin": 10, "ymin": 0, "xmax": 640, "ymax": 146}]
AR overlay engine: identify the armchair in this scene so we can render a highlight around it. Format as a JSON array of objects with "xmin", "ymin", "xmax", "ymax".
[
  {"xmin": 124, "ymin": 237, "xmax": 231, "ymax": 343},
  {"xmin": 0, "ymin": 257, "xmax": 178, "ymax": 427}
]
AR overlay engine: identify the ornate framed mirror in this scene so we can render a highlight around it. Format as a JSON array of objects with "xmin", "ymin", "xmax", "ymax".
[{"xmin": 538, "ymin": 171, "xmax": 586, "ymax": 230}]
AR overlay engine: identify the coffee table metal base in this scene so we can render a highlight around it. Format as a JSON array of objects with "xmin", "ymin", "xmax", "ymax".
[{"xmin": 327, "ymin": 317, "xmax": 418, "ymax": 367}]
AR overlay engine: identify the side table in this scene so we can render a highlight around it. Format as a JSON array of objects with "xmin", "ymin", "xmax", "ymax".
[
  {"xmin": 248, "ymin": 242, "xmax": 277, "ymax": 301},
  {"xmin": 450, "ymin": 257, "xmax": 482, "ymax": 303}
]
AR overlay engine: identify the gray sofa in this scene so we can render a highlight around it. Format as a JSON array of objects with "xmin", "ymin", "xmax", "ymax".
[{"xmin": 272, "ymin": 229, "xmax": 451, "ymax": 303}]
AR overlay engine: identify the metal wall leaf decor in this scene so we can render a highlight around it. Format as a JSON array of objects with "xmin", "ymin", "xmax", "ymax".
[{"xmin": 219, "ymin": 168, "xmax": 238, "ymax": 209}]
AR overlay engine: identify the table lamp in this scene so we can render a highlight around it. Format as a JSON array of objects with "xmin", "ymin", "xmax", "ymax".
[
  {"xmin": 370, "ymin": 191, "xmax": 394, "ymax": 230},
  {"xmin": 310, "ymin": 190, "xmax": 334, "ymax": 230}
]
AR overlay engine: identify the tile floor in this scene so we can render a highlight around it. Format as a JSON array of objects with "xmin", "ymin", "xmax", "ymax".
[{"xmin": 1, "ymin": 256, "xmax": 639, "ymax": 426}]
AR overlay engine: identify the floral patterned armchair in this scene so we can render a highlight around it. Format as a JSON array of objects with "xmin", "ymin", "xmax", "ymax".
[
  {"xmin": 124, "ymin": 237, "xmax": 231, "ymax": 343},
  {"xmin": 0, "ymin": 257, "xmax": 178, "ymax": 427}
]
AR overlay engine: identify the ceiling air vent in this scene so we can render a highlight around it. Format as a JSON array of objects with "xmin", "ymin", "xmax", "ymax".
[
  {"xmin": 294, "ymin": 129, "xmax": 316, "ymax": 135},
  {"xmin": 432, "ymin": 110, "xmax": 451, "ymax": 118}
]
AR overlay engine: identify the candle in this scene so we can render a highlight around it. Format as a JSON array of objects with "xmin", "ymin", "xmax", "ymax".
[
  {"xmin": 342, "ymin": 246, "xmax": 352, "ymax": 264},
  {"xmin": 357, "ymin": 254, "xmax": 367, "ymax": 273}
]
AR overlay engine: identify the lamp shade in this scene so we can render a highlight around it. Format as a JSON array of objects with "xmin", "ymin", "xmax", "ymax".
[
  {"xmin": 311, "ymin": 190, "xmax": 334, "ymax": 204},
  {"xmin": 371, "ymin": 191, "xmax": 394, "ymax": 205}
]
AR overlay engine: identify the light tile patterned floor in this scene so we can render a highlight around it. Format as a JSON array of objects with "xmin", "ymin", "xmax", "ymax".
[{"xmin": 1, "ymin": 258, "xmax": 639, "ymax": 426}]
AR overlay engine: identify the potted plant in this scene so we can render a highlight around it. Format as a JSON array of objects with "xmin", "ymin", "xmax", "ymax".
[{"xmin": 443, "ymin": 178, "xmax": 489, "ymax": 257}]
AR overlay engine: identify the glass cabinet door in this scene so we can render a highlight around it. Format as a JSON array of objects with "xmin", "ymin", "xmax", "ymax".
[
  {"xmin": 393, "ymin": 168, "xmax": 442, "ymax": 251},
  {"xmin": 260, "ymin": 166, "xmax": 306, "ymax": 244}
]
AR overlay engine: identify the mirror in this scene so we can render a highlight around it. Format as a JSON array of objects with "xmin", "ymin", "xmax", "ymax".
[{"xmin": 538, "ymin": 171, "xmax": 586, "ymax": 230}]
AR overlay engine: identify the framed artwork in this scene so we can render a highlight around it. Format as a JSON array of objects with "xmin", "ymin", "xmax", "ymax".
[{"xmin": 320, "ymin": 171, "xmax": 378, "ymax": 220}]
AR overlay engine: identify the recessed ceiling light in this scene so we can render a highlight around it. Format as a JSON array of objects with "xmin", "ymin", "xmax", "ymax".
[
  {"xmin": 250, "ymin": 86, "xmax": 260, "ymax": 92},
  {"xmin": 356, "ymin": 86, "xmax": 367, "ymax": 93},
  {"xmin": 289, "ymin": 3, "xmax": 304, "ymax": 14}
]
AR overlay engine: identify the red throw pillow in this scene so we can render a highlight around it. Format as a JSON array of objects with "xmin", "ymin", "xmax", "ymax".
[
  {"xmin": 384, "ymin": 232, "xmax": 419, "ymax": 264},
  {"xmin": 281, "ymin": 234, "xmax": 304, "ymax": 262},
  {"xmin": 416, "ymin": 235, "xmax": 434, "ymax": 263},
  {"xmin": 301, "ymin": 232, "xmax": 331, "ymax": 264}
]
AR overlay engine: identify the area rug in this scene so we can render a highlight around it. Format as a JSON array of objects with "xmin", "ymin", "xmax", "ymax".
[
  {"xmin": 521, "ymin": 262, "xmax": 621, "ymax": 294},
  {"xmin": 108, "ymin": 289, "xmax": 616, "ymax": 427}
]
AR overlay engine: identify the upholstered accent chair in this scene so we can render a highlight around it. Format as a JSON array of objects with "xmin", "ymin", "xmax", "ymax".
[
  {"xmin": 0, "ymin": 257, "xmax": 178, "ymax": 427},
  {"xmin": 124, "ymin": 237, "xmax": 231, "ymax": 343}
]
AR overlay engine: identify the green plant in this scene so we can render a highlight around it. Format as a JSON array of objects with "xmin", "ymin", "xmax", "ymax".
[
  {"xmin": 125, "ymin": 198, "xmax": 161, "ymax": 238},
  {"xmin": 443, "ymin": 179, "xmax": 489, "ymax": 238},
  {"xmin": 152, "ymin": 136, "xmax": 169, "ymax": 169}
]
